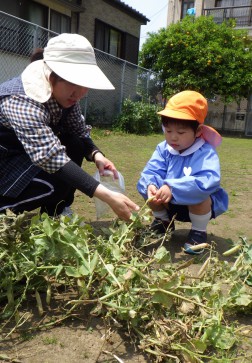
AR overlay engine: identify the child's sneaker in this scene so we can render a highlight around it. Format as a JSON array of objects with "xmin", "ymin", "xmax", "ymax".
[
  {"xmin": 184, "ymin": 230, "xmax": 207, "ymax": 255},
  {"xmin": 150, "ymin": 218, "xmax": 175, "ymax": 234},
  {"xmin": 60, "ymin": 206, "xmax": 74, "ymax": 217}
]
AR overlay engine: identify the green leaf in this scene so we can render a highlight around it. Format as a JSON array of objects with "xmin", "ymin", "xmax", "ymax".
[
  {"xmin": 42, "ymin": 218, "xmax": 55, "ymax": 237},
  {"xmin": 154, "ymin": 246, "xmax": 171, "ymax": 264},
  {"xmin": 111, "ymin": 243, "xmax": 122, "ymax": 260},
  {"xmin": 89, "ymin": 251, "xmax": 98, "ymax": 273},
  {"xmin": 233, "ymin": 294, "xmax": 252, "ymax": 306},
  {"xmin": 55, "ymin": 264, "xmax": 63, "ymax": 278},
  {"xmin": 187, "ymin": 338, "xmax": 207, "ymax": 353},
  {"xmin": 245, "ymin": 244, "xmax": 252, "ymax": 260},
  {"xmin": 152, "ymin": 291, "xmax": 173, "ymax": 308},
  {"xmin": 203, "ymin": 324, "xmax": 236, "ymax": 350},
  {"xmin": 65, "ymin": 266, "xmax": 81, "ymax": 278},
  {"xmin": 159, "ymin": 275, "xmax": 181, "ymax": 290},
  {"xmin": 229, "ymin": 283, "xmax": 252, "ymax": 306},
  {"xmin": 79, "ymin": 264, "xmax": 90, "ymax": 276}
]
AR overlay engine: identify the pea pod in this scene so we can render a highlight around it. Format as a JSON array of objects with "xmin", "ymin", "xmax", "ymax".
[
  {"xmin": 35, "ymin": 290, "xmax": 44, "ymax": 316},
  {"xmin": 198, "ymin": 256, "xmax": 211, "ymax": 278},
  {"xmin": 223, "ymin": 244, "xmax": 242, "ymax": 256},
  {"xmin": 185, "ymin": 243, "xmax": 210, "ymax": 251},
  {"xmin": 46, "ymin": 283, "xmax": 52, "ymax": 306}
]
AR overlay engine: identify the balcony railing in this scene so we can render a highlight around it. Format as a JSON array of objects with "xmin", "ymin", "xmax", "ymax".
[{"xmin": 203, "ymin": 5, "xmax": 252, "ymax": 27}]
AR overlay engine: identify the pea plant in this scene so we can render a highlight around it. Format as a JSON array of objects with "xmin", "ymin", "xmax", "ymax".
[{"xmin": 0, "ymin": 208, "xmax": 251, "ymax": 362}]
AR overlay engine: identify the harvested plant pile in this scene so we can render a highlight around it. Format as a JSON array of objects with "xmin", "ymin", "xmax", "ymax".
[{"xmin": 0, "ymin": 208, "xmax": 252, "ymax": 362}]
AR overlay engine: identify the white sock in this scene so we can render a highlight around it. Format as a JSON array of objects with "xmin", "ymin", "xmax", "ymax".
[
  {"xmin": 189, "ymin": 211, "xmax": 211, "ymax": 232},
  {"xmin": 153, "ymin": 209, "xmax": 169, "ymax": 221}
]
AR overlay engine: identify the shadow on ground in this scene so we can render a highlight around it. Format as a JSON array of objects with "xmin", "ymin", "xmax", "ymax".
[{"xmin": 90, "ymin": 219, "xmax": 236, "ymax": 263}]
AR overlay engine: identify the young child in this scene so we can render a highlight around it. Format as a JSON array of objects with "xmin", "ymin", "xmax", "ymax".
[{"xmin": 137, "ymin": 90, "xmax": 228, "ymax": 254}]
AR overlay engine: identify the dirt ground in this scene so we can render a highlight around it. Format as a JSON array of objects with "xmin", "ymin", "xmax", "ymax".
[{"xmin": 0, "ymin": 190, "xmax": 252, "ymax": 363}]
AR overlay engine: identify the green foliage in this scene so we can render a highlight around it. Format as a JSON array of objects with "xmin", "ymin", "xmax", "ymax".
[
  {"xmin": 113, "ymin": 98, "xmax": 162, "ymax": 135},
  {"xmin": 0, "ymin": 208, "xmax": 252, "ymax": 361},
  {"xmin": 139, "ymin": 16, "xmax": 252, "ymax": 103}
]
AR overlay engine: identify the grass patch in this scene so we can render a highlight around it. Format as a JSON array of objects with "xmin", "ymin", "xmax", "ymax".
[{"xmin": 75, "ymin": 130, "xmax": 252, "ymax": 240}]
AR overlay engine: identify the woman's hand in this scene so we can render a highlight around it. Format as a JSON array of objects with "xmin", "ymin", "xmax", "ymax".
[
  {"xmin": 93, "ymin": 152, "xmax": 118, "ymax": 179},
  {"xmin": 94, "ymin": 184, "xmax": 139, "ymax": 221}
]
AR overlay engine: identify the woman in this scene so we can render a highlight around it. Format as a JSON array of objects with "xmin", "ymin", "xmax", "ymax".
[{"xmin": 0, "ymin": 33, "xmax": 139, "ymax": 221}]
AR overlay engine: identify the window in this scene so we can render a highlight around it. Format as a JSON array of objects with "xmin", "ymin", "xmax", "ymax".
[
  {"xmin": 181, "ymin": 0, "xmax": 195, "ymax": 19},
  {"xmin": 109, "ymin": 29, "xmax": 122, "ymax": 57},
  {"xmin": 0, "ymin": 1, "xmax": 48, "ymax": 56},
  {"xmin": 26, "ymin": 1, "xmax": 48, "ymax": 28},
  {"xmin": 95, "ymin": 20, "xmax": 122, "ymax": 58},
  {"xmin": 95, "ymin": 19, "xmax": 139, "ymax": 63},
  {"xmin": 0, "ymin": 1, "xmax": 71, "ymax": 57},
  {"xmin": 215, "ymin": 0, "xmax": 251, "ymax": 26},
  {"xmin": 216, "ymin": 0, "xmax": 250, "ymax": 6},
  {"xmin": 50, "ymin": 10, "xmax": 71, "ymax": 34}
]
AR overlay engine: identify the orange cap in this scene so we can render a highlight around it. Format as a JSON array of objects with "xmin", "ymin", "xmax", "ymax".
[
  {"xmin": 157, "ymin": 90, "xmax": 207, "ymax": 123},
  {"xmin": 158, "ymin": 90, "xmax": 222, "ymax": 147}
]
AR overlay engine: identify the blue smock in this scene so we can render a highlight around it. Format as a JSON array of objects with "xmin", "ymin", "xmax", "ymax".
[{"xmin": 137, "ymin": 138, "xmax": 228, "ymax": 217}]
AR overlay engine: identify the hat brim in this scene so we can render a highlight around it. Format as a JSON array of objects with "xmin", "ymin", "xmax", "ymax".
[
  {"xmin": 157, "ymin": 109, "xmax": 197, "ymax": 121},
  {"xmin": 22, "ymin": 60, "xmax": 52, "ymax": 103},
  {"xmin": 46, "ymin": 61, "xmax": 114, "ymax": 90}
]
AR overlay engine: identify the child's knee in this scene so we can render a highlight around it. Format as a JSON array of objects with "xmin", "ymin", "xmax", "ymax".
[{"xmin": 189, "ymin": 197, "xmax": 212, "ymax": 214}]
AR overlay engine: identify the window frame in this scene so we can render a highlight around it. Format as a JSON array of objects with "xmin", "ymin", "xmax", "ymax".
[
  {"xmin": 50, "ymin": 9, "xmax": 71, "ymax": 34},
  {"xmin": 95, "ymin": 19, "xmax": 124, "ymax": 58},
  {"xmin": 181, "ymin": 0, "xmax": 195, "ymax": 19}
]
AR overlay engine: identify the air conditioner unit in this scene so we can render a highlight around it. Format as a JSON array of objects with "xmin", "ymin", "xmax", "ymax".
[{"xmin": 235, "ymin": 112, "xmax": 246, "ymax": 122}]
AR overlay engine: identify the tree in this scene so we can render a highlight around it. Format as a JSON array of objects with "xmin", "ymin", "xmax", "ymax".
[{"xmin": 139, "ymin": 16, "xmax": 252, "ymax": 104}]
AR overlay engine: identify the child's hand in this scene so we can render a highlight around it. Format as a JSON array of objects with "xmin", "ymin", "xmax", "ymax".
[
  {"xmin": 147, "ymin": 185, "xmax": 158, "ymax": 200},
  {"xmin": 155, "ymin": 185, "xmax": 172, "ymax": 204},
  {"xmin": 149, "ymin": 185, "xmax": 172, "ymax": 205}
]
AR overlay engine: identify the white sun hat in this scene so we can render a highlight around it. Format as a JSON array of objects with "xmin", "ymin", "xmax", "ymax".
[{"xmin": 22, "ymin": 33, "xmax": 114, "ymax": 103}]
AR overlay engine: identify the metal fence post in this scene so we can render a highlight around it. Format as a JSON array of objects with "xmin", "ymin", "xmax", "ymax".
[
  {"xmin": 147, "ymin": 71, "xmax": 150, "ymax": 102},
  {"xmin": 119, "ymin": 60, "xmax": 126, "ymax": 114},
  {"xmin": 33, "ymin": 25, "xmax": 39, "ymax": 49},
  {"xmin": 245, "ymin": 93, "xmax": 252, "ymax": 136},
  {"xmin": 222, "ymin": 104, "xmax": 227, "ymax": 131}
]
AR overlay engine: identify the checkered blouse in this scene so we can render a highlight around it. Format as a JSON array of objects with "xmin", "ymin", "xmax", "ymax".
[
  {"xmin": 0, "ymin": 76, "xmax": 96, "ymax": 197},
  {"xmin": 0, "ymin": 87, "xmax": 90, "ymax": 173}
]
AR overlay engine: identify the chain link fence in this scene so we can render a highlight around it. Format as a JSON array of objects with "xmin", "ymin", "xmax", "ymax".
[
  {"xmin": 0, "ymin": 10, "xmax": 250, "ymax": 135},
  {"xmin": 0, "ymin": 11, "xmax": 160, "ymax": 127},
  {"xmin": 207, "ymin": 96, "xmax": 249, "ymax": 135}
]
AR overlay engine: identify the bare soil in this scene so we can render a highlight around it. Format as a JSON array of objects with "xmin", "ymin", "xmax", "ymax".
[{"xmin": 1, "ymin": 186, "xmax": 252, "ymax": 363}]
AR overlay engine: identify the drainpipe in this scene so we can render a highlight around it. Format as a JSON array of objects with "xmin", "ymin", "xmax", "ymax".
[{"xmin": 76, "ymin": 12, "xmax": 80, "ymax": 33}]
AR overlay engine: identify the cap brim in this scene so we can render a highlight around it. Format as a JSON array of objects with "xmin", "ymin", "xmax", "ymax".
[
  {"xmin": 157, "ymin": 108, "xmax": 196, "ymax": 121},
  {"xmin": 46, "ymin": 61, "xmax": 115, "ymax": 90}
]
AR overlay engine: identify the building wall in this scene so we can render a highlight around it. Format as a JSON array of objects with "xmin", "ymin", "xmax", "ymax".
[
  {"xmin": 80, "ymin": 0, "xmax": 141, "ymax": 45},
  {"xmin": 35, "ymin": 0, "xmax": 71, "ymax": 17},
  {"xmin": 167, "ymin": 0, "xmax": 205, "ymax": 25},
  {"xmin": 165, "ymin": 0, "xmax": 215, "ymax": 23},
  {"xmin": 167, "ymin": 0, "xmax": 252, "ymax": 37},
  {"xmin": 35, "ymin": 0, "xmax": 144, "ymax": 45},
  {"xmin": 0, "ymin": 1, "xmax": 145, "ymax": 51}
]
